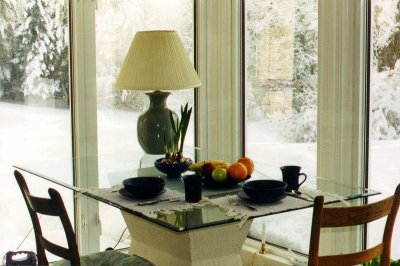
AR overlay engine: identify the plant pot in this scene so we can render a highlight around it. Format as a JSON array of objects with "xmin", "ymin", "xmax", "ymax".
[{"xmin": 154, "ymin": 158, "xmax": 193, "ymax": 178}]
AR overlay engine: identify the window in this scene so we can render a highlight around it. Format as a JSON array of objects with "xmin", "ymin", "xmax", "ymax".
[
  {"xmin": 368, "ymin": 0, "xmax": 400, "ymax": 259},
  {"xmin": 0, "ymin": 0, "xmax": 195, "ymax": 256},
  {"xmin": 0, "ymin": 0, "xmax": 72, "ymax": 258},
  {"xmin": 244, "ymin": 0, "xmax": 318, "ymax": 253},
  {"xmin": 245, "ymin": 0, "xmax": 375, "ymax": 255},
  {"xmin": 94, "ymin": 0, "xmax": 195, "ymax": 250}
]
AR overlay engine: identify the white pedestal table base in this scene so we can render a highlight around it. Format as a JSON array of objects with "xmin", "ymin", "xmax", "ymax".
[{"xmin": 121, "ymin": 211, "xmax": 253, "ymax": 266}]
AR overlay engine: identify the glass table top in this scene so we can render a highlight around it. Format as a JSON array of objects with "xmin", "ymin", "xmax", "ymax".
[{"xmin": 13, "ymin": 152, "xmax": 380, "ymax": 232}]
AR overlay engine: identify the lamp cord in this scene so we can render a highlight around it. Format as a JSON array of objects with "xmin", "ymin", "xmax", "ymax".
[
  {"xmin": 16, "ymin": 217, "xmax": 128, "ymax": 252},
  {"xmin": 16, "ymin": 215, "xmax": 42, "ymax": 250},
  {"xmin": 113, "ymin": 227, "xmax": 128, "ymax": 250}
]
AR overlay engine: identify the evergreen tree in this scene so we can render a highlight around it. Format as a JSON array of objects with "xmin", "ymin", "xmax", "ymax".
[
  {"xmin": 244, "ymin": 0, "xmax": 318, "ymax": 142},
  {"xmin": 293, "ymin": 0, "xmax": 318, "ymax": 84},
  {"xmin": 277, "ymin": 0, "xmax": 318, "ymax": 142},
  {"xmin": 18, "ymin": 0, "xmax": 69, "ymax": 104},
  {"xmin": 0, "ymin": 0, "xmax": 23, "ymax": 101},
  {"xmin": 43, "ymin": 1, "xmax": 69, "ymax": 102},
  {"xmin": 377, "ymin": 1, "xmax": 400, "ymax": 71},
  {"xmin": 288, "ymin": 0, "xmax": 318, "ymax": 142},
  {"xmin": 371, "ymin": 1, "xmax": 400, "ymax": 140}
]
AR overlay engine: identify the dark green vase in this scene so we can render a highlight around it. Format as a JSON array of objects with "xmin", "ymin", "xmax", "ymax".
[{"xmin": 137, "ymin": 90, "xmax": 178, "ymax": 154}]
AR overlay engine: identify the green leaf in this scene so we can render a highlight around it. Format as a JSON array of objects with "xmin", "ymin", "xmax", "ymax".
[
  {"xmin": 371, "ymin": 258, "xmax": 380, "ymax": 266},
  {"xmin": 364, "ymin": 257, "xmax": 380, "ymax": 266},
  {"xmin": 179, "ymin": 106, "xmax": 192, "ymax": 154},
  {"xmin": 166, "ymin": 103, "xmax": 192, "ymax": 158},
  {"xmin": 391, "ymin": 259, "xmax": 400, "ymax": 266},
  {"xmin": 169, "ymin": 111, "xmax": 177, "ymax": 134}
]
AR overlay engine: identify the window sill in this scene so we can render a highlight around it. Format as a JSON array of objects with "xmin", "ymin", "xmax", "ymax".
[{"xmin": 241, "ymin": 238, "xmax": 307, "ymax": 266}]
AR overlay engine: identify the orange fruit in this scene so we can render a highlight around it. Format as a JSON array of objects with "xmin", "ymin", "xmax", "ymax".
[
  {"xmin": 227, "ymin": 162, "xmax": 248, "ymax": 181},
  {"xmin": 237, "ymin": 157, "xmax": 254, "ymax": 176}
]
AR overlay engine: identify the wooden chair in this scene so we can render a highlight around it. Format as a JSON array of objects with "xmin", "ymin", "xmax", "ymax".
[
  {"xmin": 308, "ymin": 184, "xmax": 400, "ymax": 266},
  {"xmin": 14, "ymin": 170, "xmax": 153, "ymax": 266}
]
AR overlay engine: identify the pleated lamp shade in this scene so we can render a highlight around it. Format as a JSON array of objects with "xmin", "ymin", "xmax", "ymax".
[{"xmin": 115, "ymin": 30, "xmax": 201, "ymax": 90}]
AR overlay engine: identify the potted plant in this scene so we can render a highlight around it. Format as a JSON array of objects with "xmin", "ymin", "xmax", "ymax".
[
  {"xmin": 163, "ymin": 103, "xmax": 192, "ymax": 163},
  {"xmin": 363, "ymin": 257, "xmax": 400, "ymax": 266},
  {"xmin": 154, "ymin": 103, "xmax": 193, "ymax": 177}
]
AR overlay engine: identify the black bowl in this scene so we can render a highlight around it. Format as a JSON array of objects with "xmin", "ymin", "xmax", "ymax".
[
  {"xmin": 154, "ymin": 158, "xmax": 193, "ymax": 178},
  {"xmin": 122, "ymin": 177, "xmax": 166, "ymax": 197},
  {"xmin": 242, "ymin": 180, "xmax": 287, "ymax": 201}
]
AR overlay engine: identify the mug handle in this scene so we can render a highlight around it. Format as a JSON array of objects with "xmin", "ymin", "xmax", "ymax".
[{"xmin": 298, "ymin": 173, "xmax": 307, "ymax": 187}]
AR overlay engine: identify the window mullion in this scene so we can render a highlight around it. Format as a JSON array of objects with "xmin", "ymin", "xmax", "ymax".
[
  {"xmin": 317, "ymin": 0, "xmax": 368, "ymax": 255},
  {"xmin": 70, "ymin": 0, "xmax": 100, "ymax": 255},
  {"xmin": 195, "ymin": 0, "xmax": 242, "ymax": 159},
  {"xmin": 317, "ymin": 0, "xmax": 367, "ymax": 188}
]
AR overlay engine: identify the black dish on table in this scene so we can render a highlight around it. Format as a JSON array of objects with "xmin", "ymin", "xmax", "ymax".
[
  {"xmin": 121, "ymin": 177, "xmax": 166, "ymax": 198},
  {"xmin": 237, "ymin": 190, "xmax": 286, "ymax": 203},
  {"xmin": 242, "ymin": 180, "xmax": 287, "ymax": 202},
  {"xmin": 119, "ymin": 188, "xmax": 166, "ymax": 199},
  {"xmin": 154, "ymin": 158, "xmax": 193, "ymax": 178}
]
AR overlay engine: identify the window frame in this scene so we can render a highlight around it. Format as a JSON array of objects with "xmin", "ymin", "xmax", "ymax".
[
  {"xmin": 241, "ymin": 0, "xmax": 369, "ymax": 254},
  {"xmin": 70, "ymin": 0, "xmax": 100, "ymax": 255}
]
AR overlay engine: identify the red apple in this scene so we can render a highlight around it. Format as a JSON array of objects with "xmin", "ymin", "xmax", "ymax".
[{"xmin": 202, "ymin": 162, "xmax": 216, "ymax": 179}]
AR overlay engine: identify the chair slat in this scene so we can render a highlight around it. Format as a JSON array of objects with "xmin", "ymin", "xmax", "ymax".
[
  {"xmin": 40, "ymin": 237, "xmax": 71, "ymax": 261},
  {"xmin": 27, "ymin": 195, "xmax": 61, "ymax": 216},
  {"xmin": 321, "ymin": 196, "xmax": 394, "ymax": 227},
  {"xmin": 318, "ymin": 243, "xmax": 384, "ymax": 266}
]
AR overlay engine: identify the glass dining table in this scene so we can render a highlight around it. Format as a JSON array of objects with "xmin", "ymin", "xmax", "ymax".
[{"xmin": 13, "ymin": 151, "xmax": 379, "ymax": 266}]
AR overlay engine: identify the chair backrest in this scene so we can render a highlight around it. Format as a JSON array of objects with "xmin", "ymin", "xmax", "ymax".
[
  {"xmin": 14, "ymin": 170, "xmax": 80, "ymax": 266},
  {"xmin": 308, "ymin": 184, "xmax": 400, "ymax": 266}
]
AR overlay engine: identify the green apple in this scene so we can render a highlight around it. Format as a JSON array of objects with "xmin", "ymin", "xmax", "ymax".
[{"xmin": 212, "ymin": 168, "xmax": 228, "ymax": 183}]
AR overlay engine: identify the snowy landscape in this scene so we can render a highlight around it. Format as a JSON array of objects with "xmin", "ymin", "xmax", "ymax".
[{"xmin": 1, "ymin": 0, "xmax": 400, "ymax": 262}]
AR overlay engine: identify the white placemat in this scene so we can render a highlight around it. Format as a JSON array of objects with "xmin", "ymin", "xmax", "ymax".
[
  {"xmin": 209, "ymin": 194, "xmax": 314, "ymax": 217},
  {"xmin": 81, "ymin": 187, "xmax": 189, "ymax": 211}
]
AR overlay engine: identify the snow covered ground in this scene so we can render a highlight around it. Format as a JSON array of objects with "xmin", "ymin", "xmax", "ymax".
[
  {"xmin": 247, "ymin": 120, "xmax": 400, "ymax": 257},
  {"xmin": 0, "ymin": 102, "xmax": 399, "ymax": 260}
]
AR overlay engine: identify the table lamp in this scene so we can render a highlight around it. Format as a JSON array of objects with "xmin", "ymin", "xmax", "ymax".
[{"xmin": 115, "ymin": 31, "xmax": 201, "ymax": 154}]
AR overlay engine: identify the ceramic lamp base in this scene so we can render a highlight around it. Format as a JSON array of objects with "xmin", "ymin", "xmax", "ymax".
[{"xmin": 137, "ymin": 90, "xmax": 178, "ymax": 154}]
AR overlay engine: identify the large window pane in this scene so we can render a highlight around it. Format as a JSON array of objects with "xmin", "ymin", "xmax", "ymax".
[
  {"xmin": 95, "ymin": 0, "xmax": 194, "ymax": 249},
  {"xmin": 369, "ymin": 0, "xmax": 400, "ymax": 259},
  {"xmin": 244, "ymin": 0, "xmax": 318, "ymax": 253},
  {"xmin": 0, "ymin": 0, "xmax": 72, "ymax": 260}
]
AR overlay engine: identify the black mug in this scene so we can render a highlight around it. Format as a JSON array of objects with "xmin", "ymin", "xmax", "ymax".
[
  {"xmin": 182, "ymin": 174, "xmax": 203, "ymax": 203},
  {"xmin": 280, "ymin": 165, "xmax": 307, "ymax": 192}
]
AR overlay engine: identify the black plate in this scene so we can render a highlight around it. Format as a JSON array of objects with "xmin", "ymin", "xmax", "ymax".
[
  {"xmin": 119, "ymin": 188, "xmax": 166, "ymax": 199},
  {"xmin": 237, "ymin": 191, "xmax": 286, "ymax": 203}
]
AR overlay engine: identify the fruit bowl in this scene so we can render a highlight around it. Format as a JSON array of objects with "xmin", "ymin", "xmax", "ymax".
[
  {"xmin": 203, "ymin": 175, "xmax": 251, "ymax": 188},
  {"xmin": 188, "ymin": 157, "xmax": 255, "ymax": 189}
]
